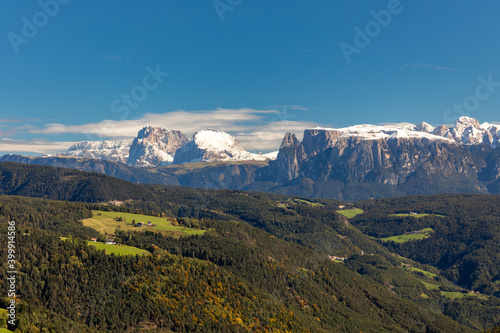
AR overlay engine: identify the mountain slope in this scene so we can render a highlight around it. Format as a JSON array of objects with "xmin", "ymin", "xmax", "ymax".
[
  {"xmin": 0, "ymin": 154, "xmax": 178, "ymax": 185},
  {"xmin": 353, "ymin": 194, "xmax": 500, "ymax": 295},
  {"xmin": 0, "ymin": 162, "xmax": 156, "ymax": 202},
  {"xmin": 0, "ymin": 195, "xmax": 474, "ymax": 332},
  {"xmin": 0, "ymin": 164, "xmax": 499, "ymax": 330}
]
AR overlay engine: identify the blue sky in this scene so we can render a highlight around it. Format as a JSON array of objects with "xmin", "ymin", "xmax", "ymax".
[{"xmin": 1, "ymin": 0, "xmax": 500, "ymax": 154}]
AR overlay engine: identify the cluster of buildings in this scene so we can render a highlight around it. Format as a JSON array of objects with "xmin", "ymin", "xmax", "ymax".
[
  {"xmin": 135, "ymin": 221, "xmax": 157, "ymax": 227},
  {"xmin": 328, "ymin": 255, "xmax": 347, "ymax": 261}
]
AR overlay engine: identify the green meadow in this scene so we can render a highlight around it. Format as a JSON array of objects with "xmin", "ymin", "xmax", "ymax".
[
  {"xmin": 379, "ymin": 228, "xmax": 434, "ymax": 243},
  {"xmin": 391, "ymin": 213, "xmax": 444, "ymax": 218},
  {"xmin": 336, "ymin": 208, "xmax": 364, "ymax": 218},
  {"xmin": 294, "ymin": 199, "xmax": 325, "ymax": 207},
  {"xmin": 82, "ymin": 210, "xmax": 206, "ymax": 237},
  {"xmin": 405, "ymin": 266, "xmax": 438, "ymax": 278},
  {"xmin": 86, "ymin": 241, "xmax": 151, "ymax": 256}
]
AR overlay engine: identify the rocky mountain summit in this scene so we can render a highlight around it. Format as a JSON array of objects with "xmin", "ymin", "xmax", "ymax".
[
  {"xmin": 263, "ymin": 117, "xmax": 500, "ymax": 198},
  {"xmin": 127, "ymin": 126, "xmax": 190, "ymax": 167}
]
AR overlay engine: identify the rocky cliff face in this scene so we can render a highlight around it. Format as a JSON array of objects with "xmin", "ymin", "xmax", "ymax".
[
  {"xmin": 127, "ymin": 126, "xmax": 190, "ymax": 167},
  {"xmin": 269, "ymin": 117, "xmax": 499, "ymax": 195}
]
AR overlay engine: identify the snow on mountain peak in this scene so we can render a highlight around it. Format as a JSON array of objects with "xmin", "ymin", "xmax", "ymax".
[
  {"xmin": 456, "ymin": 116, "xmax": 481, "ymax": 128},
  {"xmin": 309, "ymin": 117, "xmax": 500, "ymax": 148},
  {"xmin": 414, "ymin": 122, "xmax": 435, "ymax": 133},
  {"xmin": 65, "ymin": 139, "xmax": 132, "ymax": 163},
  {"xmin": 61, "ymin": 117, "xmax": 499, "ymax": 168},
  {"xmin": 173, "ymin": 129, "xmax": 277, "ymax": 164},
  {"xmin": 193, "ymin": 128, "xmax": 240, "ymax": 151},
  {"xmin": 312, "ymin": 123, "xmax": 454, "ymax": 143}
]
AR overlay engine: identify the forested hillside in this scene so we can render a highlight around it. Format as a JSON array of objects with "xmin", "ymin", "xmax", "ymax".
[
  {"xmin": 0, "ymin": 195, "xmax": 473, "ymax": 332},
  {"xmin": 0, "ymin": 164, "xmax": 499, "ymax": 331},
  {"xmin": 0, "ymin": 162, "xmax": 155, "ymax": 203},
  {"xmin": 354, "ymin": 194, "xmax": 500, "ymax": 294}
]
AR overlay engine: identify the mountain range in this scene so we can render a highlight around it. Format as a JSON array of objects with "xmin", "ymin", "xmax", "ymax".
[
  {"xmin": 2, "ymin": 116, "xmax": 499, "ymax": 200},
  {"xmin": 64, "ymin": 126, "xmax": 278, "ymax": 167}
]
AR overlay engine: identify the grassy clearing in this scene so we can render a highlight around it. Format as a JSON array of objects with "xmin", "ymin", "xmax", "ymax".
[
  {"xmin": 440, "ymin": 291, "xmax": 467, "ymax": 299},
  {"xmin": 391, "ymin": 213, "xmax": 444, "ymax": 218},
  {"xmin": 82, "ymin": 210, "xmax": 206, "ymax": 237},
  {"xmin": 391, "ymin": 213, "xmax": 431, "ymax": 218},
  {"xmin": 443, "ymin": 291, "xmax": 489, "ymax": 300},
  {"xmin": 294, "ymin": 199, "xmax": 324, "ymax": 207},
  {"xmin": 420, "ymin": 281, "xmax": 489, "ymax": 300},
  {"xmin": 421, "ymin": 281, "xmax": 441, "ymax": 291},
  {"xmin": 336, "ymin": 208, "xmax": 364, "ymax": 219},
  {"xmin": 0, "ymin": 309, "xmax": 9, "ymax": 332},
  {"xmin": 405, "ymin": 266, "xmax": 438, "ymax": 279},
  {"xmin": 379, "ymin": 228, "xmax": 434, "ymax": 243},
  {"xmin": 87, "ymin": 241, "xmax": 150, "ymax": 256}
]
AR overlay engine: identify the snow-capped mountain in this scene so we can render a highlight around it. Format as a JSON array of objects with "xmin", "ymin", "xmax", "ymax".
[
  {"xmin": 310, "ymin": 117, "xmax": 499, "ymax": 148},
  {"xmin": 61, "ymin": 117, "xmax": 498, "ymax": 168},
  {"xmin": 173, "ymin": 129, "xmax": 277, "ymax": 164},
  {"xmin": 447, "ymin": 117, "xmax": 500, "ymax": 148},
  {"xmin": 65, "ymin": 140, "xmax": 132, "ymax": 163},
  {"xmin": 127, "ymin": 126, "xmax": 190, "ymax": 167},
  {"xmin": 272, "ymin": 116, "xmax": 500, "ymax": 190}
]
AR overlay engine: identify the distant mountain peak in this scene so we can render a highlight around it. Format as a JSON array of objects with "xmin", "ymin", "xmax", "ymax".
[
  {"xmin": 173, "ymin": 128, "xmax": 276, "ymax": 164},
  {"xmin": 306, "ymin": 117, "xmax": 499, "ymax": 149},
  {"xmin": 456, "ymin": 116, "xmax": 481, "ymax": 128},
  {"xmin": 280, "ymin": 133, "xmax": 299, "ymax": 149},
  {"xmin": 414, "ymin": 122, "xmax": 435, "ymax": 133},
  {"xmin": 127, "ymin": 126, "xmax": 190, "ymax": 167},
  {"xmin": 65, "ymin": 139, "xmax": 132, "ymax": 163},
  {"xmin": 60, "ymin": 117, "xmax": 499, "ymax": 168}
]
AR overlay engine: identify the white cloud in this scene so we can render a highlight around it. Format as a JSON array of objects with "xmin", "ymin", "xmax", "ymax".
[
  {"xmin": 27, "ymin": 108, "xmax": 322, "ymax": 153},
  {"xmin": 0, "ymin": 139, "xmax": 78, "ymax": 154},
  {"xmin": 30, "ymin": 108, "xmax": 268, "ymax": 138}
]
